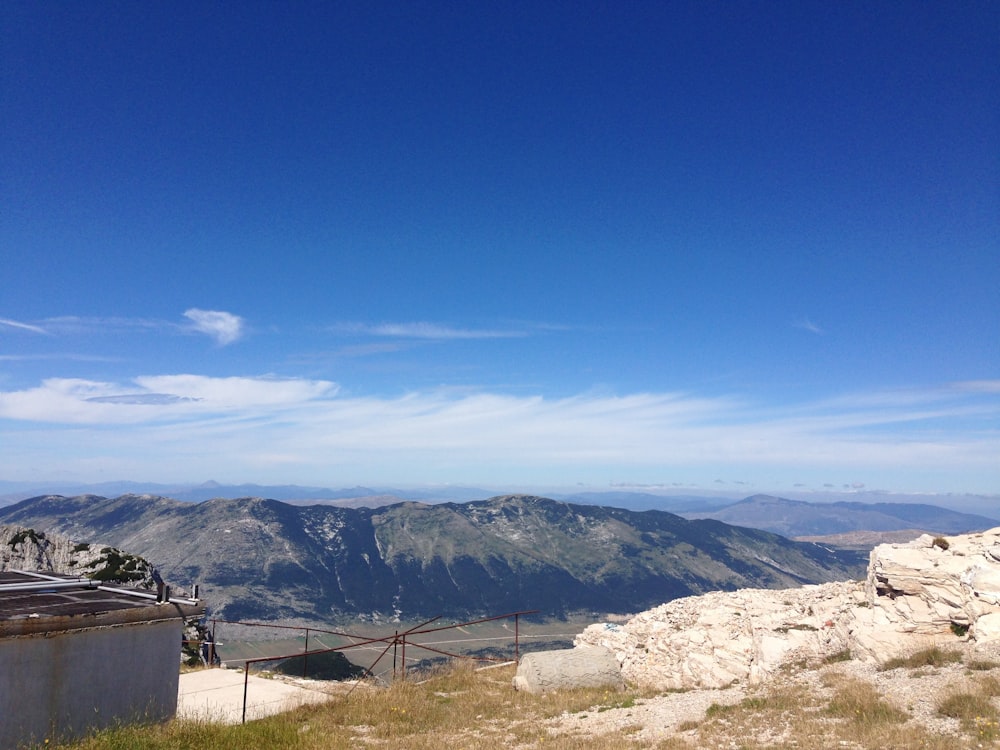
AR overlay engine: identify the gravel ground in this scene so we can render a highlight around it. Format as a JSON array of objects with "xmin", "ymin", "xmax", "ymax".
[{"xmin": 543, "ymin": 641, "xmax": 1000, "ymax": 746}]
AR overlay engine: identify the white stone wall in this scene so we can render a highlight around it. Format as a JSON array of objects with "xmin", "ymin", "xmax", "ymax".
[{"xmin": 0, "ymin": 619, "xmax": 182, "ymax": 748}]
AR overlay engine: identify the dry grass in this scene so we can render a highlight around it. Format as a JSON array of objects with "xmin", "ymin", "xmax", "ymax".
[
  {"xmin": 968, "ymin": 658, "xmax": 1000, "ymax": 672},
  {"xmin": 682, "ymin": 677, "xmax": 929, "ymax": 750},
  {"xmin": 823, "ymin": 676, "xmax": 909, "ymax": 724},
  {"xmin": 46, "ymin": 663, "xmax": 648, "ymax": 750},
  {"xmin": 678, "ymin": 671, "xmax": 995, "ymax": 750},
  {"xmin": 880, "ymin": 646, "xmax": 963, "ymax": 671},
  {"xmin": 42, "ymin": 657, "xmax": 1000, "ymax": 750},
  {"xmin": 938, "ymin": 679, "xmax": 1000, "ymax": 743}
]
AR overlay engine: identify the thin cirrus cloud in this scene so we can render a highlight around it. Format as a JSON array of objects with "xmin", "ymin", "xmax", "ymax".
[
  {"xmin": 6, "ymin": 314, "xmax": 208, "ymax": 341},
  {"xmin": 0, "ymin": 353, "xmax": 121, "ymax": 363},
  {"xmin": 793, "ymin": 318, "xmax": 824, "ymax": 335},
  {"xmin": 183, "ymin": 309, "xmax": 245, "ymax": 345},
  {"xmin": 40, "ymin": 316, "xmax": 166, "ymax": 335},
  {"xmin": 335, "ymin": 321, "xmax": 527, "ymax": 340},
  {"xmin": 0, "ymin": 317, "xmax": 49, "ymax": 335},
  {"xmin": 0, "ymin": 375, "xmax": 996, "ymax": 489},
  {"xmin": 0, "ymin": 311, "xmax": 244, "ymax": 347},
  {"xmin": 956, "ymin": 380, "xmax": 1000, "ymax": 394}
]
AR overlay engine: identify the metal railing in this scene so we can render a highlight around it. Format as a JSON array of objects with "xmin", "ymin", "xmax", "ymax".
[{"xmin": 207, "ymin": 610, "xmax": 540, "ymax": 723}]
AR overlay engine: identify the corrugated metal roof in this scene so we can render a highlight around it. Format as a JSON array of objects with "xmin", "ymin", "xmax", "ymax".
[{"xmin": 0, "ymin": 570, "xmax": 203, "ymax": 636}]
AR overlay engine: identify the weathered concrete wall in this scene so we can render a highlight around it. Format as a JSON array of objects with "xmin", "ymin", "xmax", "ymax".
[{"xmin": 0, "ymin": 619, "xmax": 182, "ymax": 748}]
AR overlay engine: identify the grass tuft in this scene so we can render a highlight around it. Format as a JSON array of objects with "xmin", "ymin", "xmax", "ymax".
[
  {"xmin": 976, "ymin": 674, "xmax": 1000, "ymax": 696},
  {"xmin": 824, "ymin": 678, "xmax": 909, "ymax": 725},
  {"xmin": 966, "ymin": 658, "xmax": 1000, "ymax": 672},
  {"xmin": 938, "ymin": 690, "xmax": 1000, "ymax": 741},
  {"xmin": 881, "ymin": 646, "xmax": 963, "ymax": 671},
  {"xmin": 822, "ymin": 648, "xmax": 852, "ymax": 665}
]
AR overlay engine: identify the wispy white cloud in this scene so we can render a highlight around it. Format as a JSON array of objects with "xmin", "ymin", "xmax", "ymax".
[
  {"xmin": 183, "ymin": 309, "xmax": 245, "ymax": 345},
  {"xmin": 134, "ymin": 374, "xmax": 335, "ymax": 406},
  {"xmin": 86, "ymin": 393, "xmax": 199, "ymax": 405},
  {"xmin": 41, "ymin": 316, "xmax": 166, "ymax": 335},
  {"xmin": 954, "ymin": 380, "xmax": 1000, "ymax": 394},
  {"xmin": 793, "ymin": 318, "xmax": 824, "ymax": 335},
  {"xmin": 0, "ymin": 376, "xmax": 996, "ymax": 491},
  {"xmin": 335, "ymin": 321, "xmax": 526, "ymax": 340},
  {"xmin": 334, "ymin": 342, "xmax": 411, "ymax": 358},
  {"xmin": 0, "ymin": 375, "xmax": 336, "ymax": 423},
  {"xmin": 0, "ymin": 317, "xmax": 49, "ymax": 335},
  {"xmin": 0, "ymin": 353, "xmax": 121, "ymax": 363}
]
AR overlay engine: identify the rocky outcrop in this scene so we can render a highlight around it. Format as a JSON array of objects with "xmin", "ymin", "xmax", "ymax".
[
  {"xmin": 576, "ymin": 582, "xmax": 862, "ymax": 689},
  {"xmin": 577, "ymin": 527, "xmax": 1000, "ymax": 690},
  {"xmin": 0, "ymin": 525, "xmax": 157, "ymax": 587},
  {"xmin": 852, "ymin": 528, "xmax": 1000, "ymax": 661}
]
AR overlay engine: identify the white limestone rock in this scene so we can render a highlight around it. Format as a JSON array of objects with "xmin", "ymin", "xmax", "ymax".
[
  {"xmin": 577, "ymin": 582, "xmax": 861, "ymax": 689},
  {"xmin": 577, "ymin": 527, "xmax": 1000, "ymax": 690},
  {"xmin": 972, "ymin": 612, "xmax": 1000, "ymax": 642}
]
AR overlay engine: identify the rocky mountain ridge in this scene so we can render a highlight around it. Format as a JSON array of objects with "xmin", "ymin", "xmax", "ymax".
[
  {"xmin": 5, "ymin": 481, "xmax": 996, "ymax": 528},
  {"xmin": 0, "ymin": 493, "xmax": 866, "ymax": 623}
]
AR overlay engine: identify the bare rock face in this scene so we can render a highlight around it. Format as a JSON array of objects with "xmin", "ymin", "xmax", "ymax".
[
  {"xmin": 0, "ymin": 525, "xmax": 156, "ymax": 587},
  {"xmin": 2, "ymin": 526, "xmax": 83, "ymax": 572},
  {"xmin": 853, "ymin": 528, "xmax": 1000, "ymax": 661},
  {"xmin": 577, "ymin": 527, "xmax": 1000, "ymax": 690},
  {"xmin": 577, "ymin": 582, "xmax": 863, "ymax": 689}
]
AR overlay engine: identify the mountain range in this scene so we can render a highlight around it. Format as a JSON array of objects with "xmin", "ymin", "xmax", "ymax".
[
  {"xmin": 0, "ymin": 493, "xmax": 868, "ymax": 624},
  {"xmin": 681, "ymin": 494, "xmax": 998, "ymax": 538},
  {"xmin": 5, "ymin": 480, "xmax": 995, "ymax": 532}
]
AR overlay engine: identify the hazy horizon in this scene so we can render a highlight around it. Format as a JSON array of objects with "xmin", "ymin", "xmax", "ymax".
[{"xmin": 2, "ymin": 476, "xmax": 997, "ymax": 517}]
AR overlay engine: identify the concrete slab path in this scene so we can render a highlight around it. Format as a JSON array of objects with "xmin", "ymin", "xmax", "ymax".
[{"xmin": 177, "ymin": 668, "xmax": 341, "ymax": 724}]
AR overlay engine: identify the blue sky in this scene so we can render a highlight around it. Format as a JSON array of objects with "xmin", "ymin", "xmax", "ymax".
[{"xmin": 1, "ymin": 2, "xmax": 997, "ymax": 498}]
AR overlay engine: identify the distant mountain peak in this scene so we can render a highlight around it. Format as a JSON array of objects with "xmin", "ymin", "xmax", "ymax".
[
  {"xmin": 687, "ymin": 494, "xmax": 998, "ymax": 538},
  {"xmin": 741, "ymin": 494, "xmax": 808, "ymax": 506}
]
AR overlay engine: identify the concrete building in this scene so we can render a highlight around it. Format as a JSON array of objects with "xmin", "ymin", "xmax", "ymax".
[{"xmin": 0, "ymin": 570, "xmax": 203, "ymax": 748}]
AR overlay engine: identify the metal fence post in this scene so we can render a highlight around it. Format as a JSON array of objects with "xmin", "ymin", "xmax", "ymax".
[
  {"xmin": 303, "ymin": 627, "xmax": 310, "ymax": 678},
  {"xmin": 242, "ymin": 662, "xmax": 249, "ymax": 724},
  {"xmin": 515, "ymin": 612, "xmax": 520, "ymax": 662}
]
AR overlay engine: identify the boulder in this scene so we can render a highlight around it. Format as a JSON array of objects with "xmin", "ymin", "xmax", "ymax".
[{"xmin": 512, "ymin": 645, "xmax": 623, "ymax": 694}]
